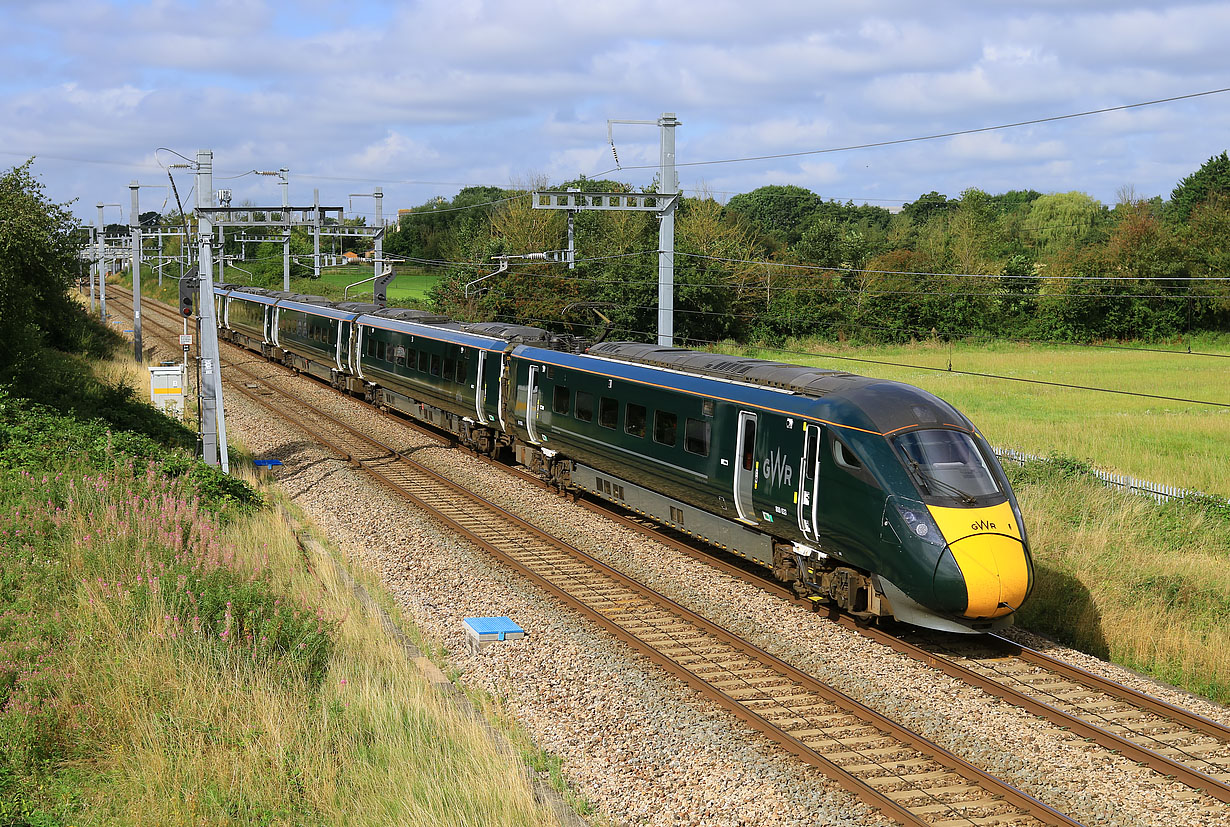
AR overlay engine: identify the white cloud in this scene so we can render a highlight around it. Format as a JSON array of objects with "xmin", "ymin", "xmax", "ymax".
[{"xmin": 1, "ymin": 0, "xmax": 1227, "ymax": 219}]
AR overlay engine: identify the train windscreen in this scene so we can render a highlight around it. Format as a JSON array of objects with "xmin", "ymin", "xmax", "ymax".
[{"xmin": 893, "ymin": 429, "xmax": 1000, "ymax": 502}]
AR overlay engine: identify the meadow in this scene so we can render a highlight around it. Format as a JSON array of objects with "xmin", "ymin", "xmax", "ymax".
[
  {"xmin": 728, "ymin": 336, "xmax": 1230, "ymax": 497},
  {"xmin": 298, "ymin": 265, "xmax": 438, "ymax": 303}
]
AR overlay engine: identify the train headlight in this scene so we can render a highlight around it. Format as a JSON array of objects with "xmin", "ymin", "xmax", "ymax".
[{"xmin": 887, "ymin": 498, "xmax": 946, "ymax": 548}]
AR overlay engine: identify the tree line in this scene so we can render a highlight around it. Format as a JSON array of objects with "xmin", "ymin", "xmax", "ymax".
[{"xmin": 382, "ymin": 151, "xmax": 1230, "ymax": 345}]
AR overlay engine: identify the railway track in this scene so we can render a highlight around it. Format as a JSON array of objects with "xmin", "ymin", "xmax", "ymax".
[{"xmin": 109, "ymin": 288, "xmax": 1082, "ymax": 826}]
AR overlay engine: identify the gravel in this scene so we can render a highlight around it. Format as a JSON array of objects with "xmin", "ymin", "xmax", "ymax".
[{"xmin": 199, "ymin": 347, "xmax": 1230, "ymax": 827}]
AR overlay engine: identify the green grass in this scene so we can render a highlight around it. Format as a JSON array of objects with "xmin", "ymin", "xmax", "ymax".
[
  {"xmin": 0, "ymin": 349, "xmax": 555, "ymax": 826},
  {"xmin": 306, "ymin": 265, "xmax": 439, "ymax": 303},
  {"xmin": 726, "ymin": 336, "xmax": 1230, "ymax": 497},
  {"xmin": 1008, "ymin": 458, "xmax": 1230, "ymax": 702},
  {"xmin": 116, "ymin": 264, "xmax": 439, "ymax": 307}
]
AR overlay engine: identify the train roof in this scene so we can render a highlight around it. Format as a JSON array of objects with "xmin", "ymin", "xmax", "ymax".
[
  {"xmin": 581, "ymin": 341, "xmax": 972, "ymax": 436},
  {"xmin": 463, "ymin": 321, "xmax": 557, "ymax": 345},
  {"xmin": 586, "ymin": 342, "xmax": 873, "ymax": 397}
]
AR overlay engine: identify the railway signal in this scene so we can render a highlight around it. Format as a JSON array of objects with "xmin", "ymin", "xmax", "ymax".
[{"xmin": 179, "ymin": 266, "xmax": 199, "ymax": 317}]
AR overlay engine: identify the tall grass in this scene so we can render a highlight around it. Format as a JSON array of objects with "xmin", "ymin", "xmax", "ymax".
[
  {"xmin": 0, "ymin": 387, "xmax": 553, "ymax": 826},
  {"xmin": 1008, "ymin": 459, "xmax": 1230, "ymax": 702}
]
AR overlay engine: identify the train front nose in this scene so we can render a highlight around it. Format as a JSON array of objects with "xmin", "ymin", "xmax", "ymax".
[
  {"xmin": 927, "ymin": 502, "xmax": 1032, "ymax": 619},
  {"xmin": 942, "ymin": 533, "xmax": 1030, "ymax": 618}
]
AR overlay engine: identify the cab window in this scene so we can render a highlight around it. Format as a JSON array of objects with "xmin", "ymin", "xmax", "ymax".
[{"xmin": 894, "ymin": 429, "xmax": 1001, "ymax": 501}]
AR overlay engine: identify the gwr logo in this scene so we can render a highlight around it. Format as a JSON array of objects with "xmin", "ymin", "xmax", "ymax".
[
  {"xmin": 970, "ymin": 519, "xmax": 997, "ymax": 531},
  {"xmin": 761, "ymin": 448, "xmax": 793, "ymax": 489}
]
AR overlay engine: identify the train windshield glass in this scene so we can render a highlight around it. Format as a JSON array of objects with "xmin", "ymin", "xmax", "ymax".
[{"xmin": 893, "ymin": 429, "xmax": 1000, "ymax": 503}]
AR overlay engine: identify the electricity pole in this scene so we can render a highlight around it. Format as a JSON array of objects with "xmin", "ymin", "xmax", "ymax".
[
  {"xmin": 129, "ymin": 181, "xmax": 143, "ymax": 362},
  {"xmin": 348, "ymin": 185, "xmax": 385, "ymax": 281},
  {"xmin": 605, "ymin": 112, "xmax": 680, "ymax": 345},
  {"xmin": 195, "ymin": 149, "xmax": 230, "ymax": 473},
  {"xmin": 88, "ymin": 224, "xmax": 97, "ymax": 313},
  {"xmin": 96, "ymin": 202, "xmax": 119, "ymax": 320},
  {"xmin": 657, "ymin": 113, "xmax": 679, "ymax": 347},
  {"xmin": 313, "ymin": 188, "xmax": 321, "ymax": 279},
  {"xmin": 280, "ymin": 169, "xmax": 290, "ymax": 290}
]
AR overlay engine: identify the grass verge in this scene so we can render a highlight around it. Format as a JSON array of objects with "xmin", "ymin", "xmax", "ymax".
[
  {"xmin": 1008, "ymin": 456, "xmax": 1230, "ymax": 703},
  {"xmin": 0, "ymin": 356, "xmax": 556, "ymax": 825}
]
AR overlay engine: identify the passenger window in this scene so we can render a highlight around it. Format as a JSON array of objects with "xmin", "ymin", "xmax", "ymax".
[
  {"xmin": 444, "ymin": 357, "xmax": 455, "ymax": 381},
  {"xmin": 553, "ymin": 385, "xmax": 570, "ymax": 415},
  {"xmin": 407, "ymin": 348, "xmax": 417, "ymax": 369},
  {"xmin": 741, "ymin": 418, "xmax": 756, "ymax": 471},
  {"xmin": 598, "ymin": 397, "xmax": 618, "ymax": 429},
  {"xmin": 418, "ymin": 350, "xmax": 429, "ymax": 372},
  {"xmin": 430, "ymin": 354, "xmax": 441, "ymax": 376},
  {"xmin": 653, "ymin": 411, "xmax": 677, "ymax": 446},
  {"xmin": 394, "ymin": 346, "xmax": 406, "ymax": 367},
  {"xmin": 455, "ymin": 358, "xmax": 467, "ymax": 383},
  {"xmin": 377, "ymin": 340, "xmax": 387, "ymax": 361},
  {"xmin": 684, "ymin": 418, "xmax": 710, "ymax": 456},
  {"xmin": 575, "ymin": 391, "xmax": 594, "ymax": 422},
  {"xmin": 625, "ymin": 403, "xmax": 646, "ymax": 438}
]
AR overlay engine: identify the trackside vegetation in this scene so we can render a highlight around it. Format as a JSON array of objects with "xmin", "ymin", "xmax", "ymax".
[
  {"xmin": 0, "ymin": 161, "xmax": 555, "ymax": 826},
  {"xmin": 1007, "ymin": 457, "xmax": 1230, "ymax": 703}
]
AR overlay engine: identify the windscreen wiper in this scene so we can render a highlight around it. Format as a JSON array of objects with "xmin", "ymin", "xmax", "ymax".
[{"xmin": 909, "ymin": 461, "xmax": 978, "ymax": 505}]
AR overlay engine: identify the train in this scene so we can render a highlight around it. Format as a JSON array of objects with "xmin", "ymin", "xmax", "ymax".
[{"xmin": 210, "ymin": 284, "xmax": 1033, "ymax": 634}]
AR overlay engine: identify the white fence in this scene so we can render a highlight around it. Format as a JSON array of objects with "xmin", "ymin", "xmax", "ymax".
[{"xmin": 993, "ymin": 447, "xmax": 1227, "ymax": 506}]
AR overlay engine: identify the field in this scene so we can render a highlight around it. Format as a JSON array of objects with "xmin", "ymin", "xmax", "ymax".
[
  {"xmin": 297, "ymin": 265, "xmax": 439, "ymax": 303},
  {"xmin": 728, "ymin": 336, "xmax": 1230, "ymax": 497}
]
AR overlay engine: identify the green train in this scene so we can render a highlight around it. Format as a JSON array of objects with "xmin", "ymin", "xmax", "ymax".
[{"xmin": 216, "ymin": 284, "xmax": 1033, "ymax": 633}]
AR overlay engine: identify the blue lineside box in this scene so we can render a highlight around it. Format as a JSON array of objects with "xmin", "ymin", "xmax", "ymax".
[
  {"xmin": 252, "ymin": 458, "xmax": 283, "ymax": 474},
  {"xmin": 463, "ymin": 616, "xmax": 526, "ymax": 654}
]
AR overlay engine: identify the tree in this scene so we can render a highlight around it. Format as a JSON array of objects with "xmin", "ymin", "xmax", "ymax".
[
  {"xmin": 0, "ymin": 160, "xmax": 90, "ymax": 379},
  {"xmin": 725, "ymin": 185, "xmax": 824, "ymax": 246},
  {"xmin": 1168, "ymin": 151, "xmax": 1230, "ymax": 223},
  {"xmin": 901, "ymin": 191, "xmax": 955, "ymax": 225},
  {"xmin": 1023, "ymin": 192, "xmax": 1107, "ymax": 255}
]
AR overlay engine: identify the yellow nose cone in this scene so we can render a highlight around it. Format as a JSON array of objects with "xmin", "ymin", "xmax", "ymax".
[
  {"xmin": 927, "ymin": 502, "xmax": 1030, "ymax": 619},
  {"xmin": 947, "ymin": 533, "xmax": 1030, "ymax": 618}
]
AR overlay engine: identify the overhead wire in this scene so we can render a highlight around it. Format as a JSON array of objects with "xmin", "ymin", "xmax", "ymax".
[{"xmin": 588, "ymin": 87, "xmax": 1230, "ymax": 177}]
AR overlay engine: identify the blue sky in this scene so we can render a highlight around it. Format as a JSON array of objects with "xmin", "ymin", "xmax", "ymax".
[{"xmin": 3, "ymin": 0, "xmax": 1228, "ymax": 225}]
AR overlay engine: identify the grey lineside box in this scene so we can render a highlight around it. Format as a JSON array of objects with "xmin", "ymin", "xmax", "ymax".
[{"xmin": 463, "ymin": 617, "xmax": 526, "ymax": 654}]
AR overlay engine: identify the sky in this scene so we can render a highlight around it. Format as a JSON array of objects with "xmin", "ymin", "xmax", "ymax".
[{"xmin": 2, "ymin": 0, "xmax": 1229, "ymax": 227}]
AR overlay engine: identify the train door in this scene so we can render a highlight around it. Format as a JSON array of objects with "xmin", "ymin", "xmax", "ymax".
[
  {"xmin": 733, "ymin": 410, "xmax": 758, "ymax": 524},
  {"xmin": 474, "ymin": 350, "xmax": 487, "ymax": 422},
  {"xmin": 262, "ymin": 306, "xmax": 271, "ymax": 344},
  {"xmin": 526, "ymin": 365, "xmax": 543, "ymax": 444},
  {"xmin": 497, "ymin": 350, "xmax": 512, "ymax": 431},
  {"xmin": 271, "ymin": 307, "xmax": 280, "ymax": 346},
  {"xmin": 797, "ymin": 423, "xmax": 821, "ymax": 541}
]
